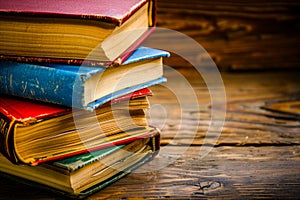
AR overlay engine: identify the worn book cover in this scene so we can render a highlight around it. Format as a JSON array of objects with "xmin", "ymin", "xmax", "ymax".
[
  {"xmin": 0, "ymin": 88, "xmax": 156, "ymax": 165},
  {"xmin": 0, "ymin": 0, "xmax": 157, "ymax": 65},
  {"xmin": 0, "ymin": 47, "xmax": 169, "ymax": 110}
]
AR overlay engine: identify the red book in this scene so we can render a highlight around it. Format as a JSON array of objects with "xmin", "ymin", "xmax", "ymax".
[
  {"xmin": 0, "ymin": 88, "xmax": 155, "ymax": 165},
  {"xmin": 0, "ymin": 0, "xmax": 156, "ymax": 66}
]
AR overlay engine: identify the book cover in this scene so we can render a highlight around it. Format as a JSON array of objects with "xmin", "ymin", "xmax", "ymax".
[
  {"xmin": 0, "ymin": 0, "xmax": 157, "ymax": 65},
  {"xmin": 0, "ymin": 128, "xmax": 160, "ymax": 198},
  {"xmin": 0, "ymin": 88, "xmax": 154, "ymax": 165},
  {"xmin": 0, "ymin": 47, "xmax": 169, "ymax": 110},
  {"xmin": 0, "ymin": 0, "xmax": 154, "ymax": 26}
]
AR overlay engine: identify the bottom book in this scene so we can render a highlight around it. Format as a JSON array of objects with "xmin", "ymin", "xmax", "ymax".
[{"xmin": 0, "ymin": 128, "xmax": 160, "ymax": 199}]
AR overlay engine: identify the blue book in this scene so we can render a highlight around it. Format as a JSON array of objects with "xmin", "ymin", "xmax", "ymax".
[{"xmin": 0, "ymin": 47, "xmax": 169, "ymax": 110}]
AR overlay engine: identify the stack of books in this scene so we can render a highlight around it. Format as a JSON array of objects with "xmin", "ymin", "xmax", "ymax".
[{"xmin": 0, "ymin": 0, "xmax": 168, "ymax": 198}]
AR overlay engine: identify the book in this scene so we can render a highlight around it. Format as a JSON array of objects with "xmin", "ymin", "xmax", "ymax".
[
  {"xmin": 0, "ymin": 0, "xmax": 156, "ymax": 65},
  {"xmin": 0, "ymin": 88, "xmax": 156, "ymax": 166},
  {"xmin": 0, "ymin": 46, "xmax": 169, "ymax": 110},
  {"xmin": 0, "ymin": 128, "xmax": 160, "ymax": 198}
]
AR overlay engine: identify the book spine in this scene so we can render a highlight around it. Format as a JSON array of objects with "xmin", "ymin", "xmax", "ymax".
[
  {"xmin": 0, "ymin": 112, "xmax": 18, "ymax": 164},
  {"xmin": 0, "ymin": 62, "xmax": 84, "ymax": 108}
]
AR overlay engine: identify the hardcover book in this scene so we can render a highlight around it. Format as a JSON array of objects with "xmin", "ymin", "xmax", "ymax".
[
  {"xmin": 0, "ymin": 47, "xmax": 169, "ymax": 110},
  {"xmin": 0, "ymin": 0, "xmax": 156, "ymax": 65},
  {"xmin": 0, "ymin": 88, "xmax": 156, "ymax": 165},
  {"xmin": 0, "ymin": 129, "xmax": 160, "ymax": 198}
]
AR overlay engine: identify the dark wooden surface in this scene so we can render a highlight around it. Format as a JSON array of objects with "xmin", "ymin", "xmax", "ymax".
[
  {"xmin": 1, "ymin": 0, "xmax": 300, "ymax": 199},
  {"xmin": 156, "ymin": 0, "xmax": 300, "ymax": 71}
]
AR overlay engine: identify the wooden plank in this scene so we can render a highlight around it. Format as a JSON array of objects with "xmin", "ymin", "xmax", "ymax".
[
  {"xmin": 1, "ymin": 145, "xmax": 299, "ymax": 199},
  {"xmin": 148, "ymin": 68, "xmax": 300, "ymax": 146},
  {"xmin": 153, "ymin": 0, "xmax": 300, "ymax": 70}
]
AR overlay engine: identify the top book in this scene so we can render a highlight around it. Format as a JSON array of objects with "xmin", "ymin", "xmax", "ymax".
[{"xmin": 0, "ymin": 0, "xmax": 156, "ymax": 65}]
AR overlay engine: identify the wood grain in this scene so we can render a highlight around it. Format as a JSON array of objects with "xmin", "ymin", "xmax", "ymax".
[
  {"xmin": 154, "ymin": 0, "xmax": 300, "ymax": 70},
  {"xmin": 148, "ymin": 67, "xmax": 300, "ymax": 147}
]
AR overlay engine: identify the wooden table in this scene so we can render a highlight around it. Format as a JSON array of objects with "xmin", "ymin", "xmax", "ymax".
[
  {"xmin": 1, "ymin": 67, "xmax": 299, "ymax": 199},
  {"xmin": 1, "ymin": 1, "xmax": 300, "ymax": 199}
]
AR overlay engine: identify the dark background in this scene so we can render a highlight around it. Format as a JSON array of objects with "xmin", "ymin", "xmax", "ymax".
[{"xmin": 154, "ymin": 0, "xmax": 300, "ymax": 71}]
